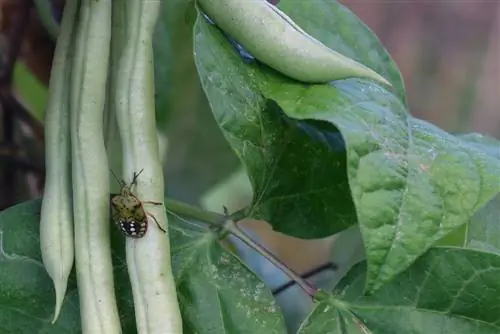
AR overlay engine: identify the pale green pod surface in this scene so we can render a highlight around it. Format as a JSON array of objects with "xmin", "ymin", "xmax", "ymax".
[
  {"xmin": 39, "ymin": 0, "xmax": 79, "ymax": 324},
  {"xmin": 112, "ymin": 0, "xmax": 182, "ymax": 332},
  {"xmin": 69, "ymin": 0, "xmax": 122, "ymax": 332},
  {"xmin": 197, "ymin": 0, "xmax": 392, "ymax": 86}
]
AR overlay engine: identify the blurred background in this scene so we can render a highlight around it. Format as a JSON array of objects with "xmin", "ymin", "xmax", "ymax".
[{"xmin": 0, "ymin": 0, "xmax": 498, "ymax": 331}]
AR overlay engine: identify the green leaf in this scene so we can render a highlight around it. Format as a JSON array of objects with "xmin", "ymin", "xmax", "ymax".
[
  {"xmin": 0, "ymin": 199, "xmax": 286, "ymax": 333},
  {"xmin": 435, "ymin": 134, "xmax": 500, "ymax": 246},
  {"xmin": 299, "ymin": 248, "xmax": 500, "ymax": 333},
  {"xmin": 437, "ymin": 135, "xmax": 500, "ymax": 249},
  {"xmin": 466, "ymin": 194, "xmax": 500, "ymax": 254},
  {"xmin": 434, "ymin": 223, "xmax": 467, "ymax": 247},
  {"xmin": 262, "ymin": 80, "xmax": 500, "ymax": 293},
  {"xmin": 192, "ymin": 0, "xmax": 406, "ymax": 238},
  {"xmin": 194, "ymin": 8, "xmax": 500, "ymax": 291},
  {"xmin": 298, "ymin": 306, "xmax": 368, "ymax": 334},
  {"xmin": 169, "ymin": 214, "xmax": 286, "ymax": 333},
  {"xmin": 456, "ymin": 133, "xmax": 500, "ymax": 253},
  {"xmin": 194, "ymin": 17, "xmax": 357, "ymax": 239},
  {"xmin": 455, "ymin": 133, "xmax": 500, "ymax": 160},
  {"xmin": 0, "ymin": 200, "xmax": 81, "ymax": 333}
]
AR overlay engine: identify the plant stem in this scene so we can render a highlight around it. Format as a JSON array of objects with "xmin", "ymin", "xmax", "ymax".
[
  {"xmin": 164, "ymin": 198, "xmax": 224, "ymax": 226},
  {"xmin": 223, "ymin": 220, "xmax": 318, "ymax": 297},
  {"xmin": 227, "ymin": 206, "xmax": 249, "ymax": 223},
  {"xmin": 164, "ymin": 197, "xmax": 319, "ymax": 297}
]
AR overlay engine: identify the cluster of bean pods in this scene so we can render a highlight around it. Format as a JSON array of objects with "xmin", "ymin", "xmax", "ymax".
[{"xmin": 40, "ymin": 0, "xmax": 181, "ymax": 333}]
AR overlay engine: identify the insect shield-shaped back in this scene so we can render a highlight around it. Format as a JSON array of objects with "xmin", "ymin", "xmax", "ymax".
[
  {"xmin": 110, "ymin": 169, "xmax": 166, "ymax": 238},
  {"xmin": 111, "ymin": 194, "xmax": 148, "ymax": 238}
]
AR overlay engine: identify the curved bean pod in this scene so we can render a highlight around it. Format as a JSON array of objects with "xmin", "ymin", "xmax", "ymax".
[
  {"xmin": 197, "ymin": 0, "xmax": 392, "ymax": 86},
  {"xmin": 39, "ymin": 0, "xmax": 78, "ymax": 324},
  {"xmin": 111, "ymin": 1, "xmax": 182, "ymax": 333},
  {"xmin": 70, "ymin": 0, "xmax": 121, "ymax": 332}
]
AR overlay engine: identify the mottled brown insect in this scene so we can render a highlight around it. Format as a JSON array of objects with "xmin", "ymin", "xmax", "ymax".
[{"xmin": 110, "ymin": 169, "xmax": 166, "ymax": 238}]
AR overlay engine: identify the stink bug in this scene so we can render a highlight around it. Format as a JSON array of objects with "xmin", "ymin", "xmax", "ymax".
[{"xmin": 110, "ymin": 169, "xmax": 166, "ymax": 238}]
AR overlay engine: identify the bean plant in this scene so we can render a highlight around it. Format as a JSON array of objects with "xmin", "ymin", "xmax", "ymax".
[{"xmin": 0, "ymin": 0, "xmax": 499, "ymax": 333}]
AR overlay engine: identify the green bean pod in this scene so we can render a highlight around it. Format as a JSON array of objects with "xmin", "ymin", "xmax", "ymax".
[
  {"xmin": 70, "ymin": 0, "xmax": 121, "ymax": 332},
  {"xmin": 112, "ymin": 1, "xmax": 182, "ymax": 333},
  {"xmin": 103, "ymin": 0, "xmax": 126, "ymax": 193},
  {"xmin": 39, "ymin": 0, "xmax": 78, "ymax": 324},
  {"xmin": 197, "ymin": 0, "xmax": 391, "ymax": 86}
]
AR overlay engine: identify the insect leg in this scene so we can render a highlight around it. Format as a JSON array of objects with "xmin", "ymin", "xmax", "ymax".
[
  {"xmin": 146, "ymin": 212, "xmax": 167, "ymax": 233},
  {"xmin": 143, "ymin": 200, "xmax": 163, "ymax": 206}
]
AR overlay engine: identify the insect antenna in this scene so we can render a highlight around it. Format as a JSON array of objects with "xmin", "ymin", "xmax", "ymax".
[
  {"xmin": 109, "ymin": 169, "xmax": 126, "ymax": 188},
  {"xmin": 131, "ymin": 168, "xmax": 145, "ymax": 186}
]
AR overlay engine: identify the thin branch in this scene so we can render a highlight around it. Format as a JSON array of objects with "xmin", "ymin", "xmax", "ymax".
[
  {"xmin": 164, "ymin": 199, "xmax": 321, "ymax": 298},
  {"xmin": 220, "ymin": 219, "xmax": 319, "ymax": 297}
]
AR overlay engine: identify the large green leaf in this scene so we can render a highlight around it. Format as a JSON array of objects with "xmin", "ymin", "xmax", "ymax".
[
  {"xmin": 0, "ymin": 200, "xmax": 81, "ymax": 333},
  {"xmin": 192, "ymin": 0, "xmax": 406, "ymax": 238},
  {"xmin": 262, "ymin": 79, "xmax": 500, "ymax": 292},
  {"xmin": 433, "ymin": 133, "xmax": 500, "ymax": 247},
  {"xmin": 299, "ymin": 248, "xmax": 500, "ymax": 333},
  {"xmin": 169, "ymin": 214, "xmax": 286, "ymax": 333},
  {"xmin": 0, "ymin": 200, "xmax": 286, "ymax": 333},
  {"xmin": 194, "ymin": 19, "xmax": 357, "ymax": 239},
  {"xmin": 194, "ymin": 6, "xmax": 500, "ymax": 291}
]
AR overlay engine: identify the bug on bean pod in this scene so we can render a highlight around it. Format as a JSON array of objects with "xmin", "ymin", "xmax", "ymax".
[{"xmin": 110, "ymin": 169, "xmax": 166, "ymax": 238}]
